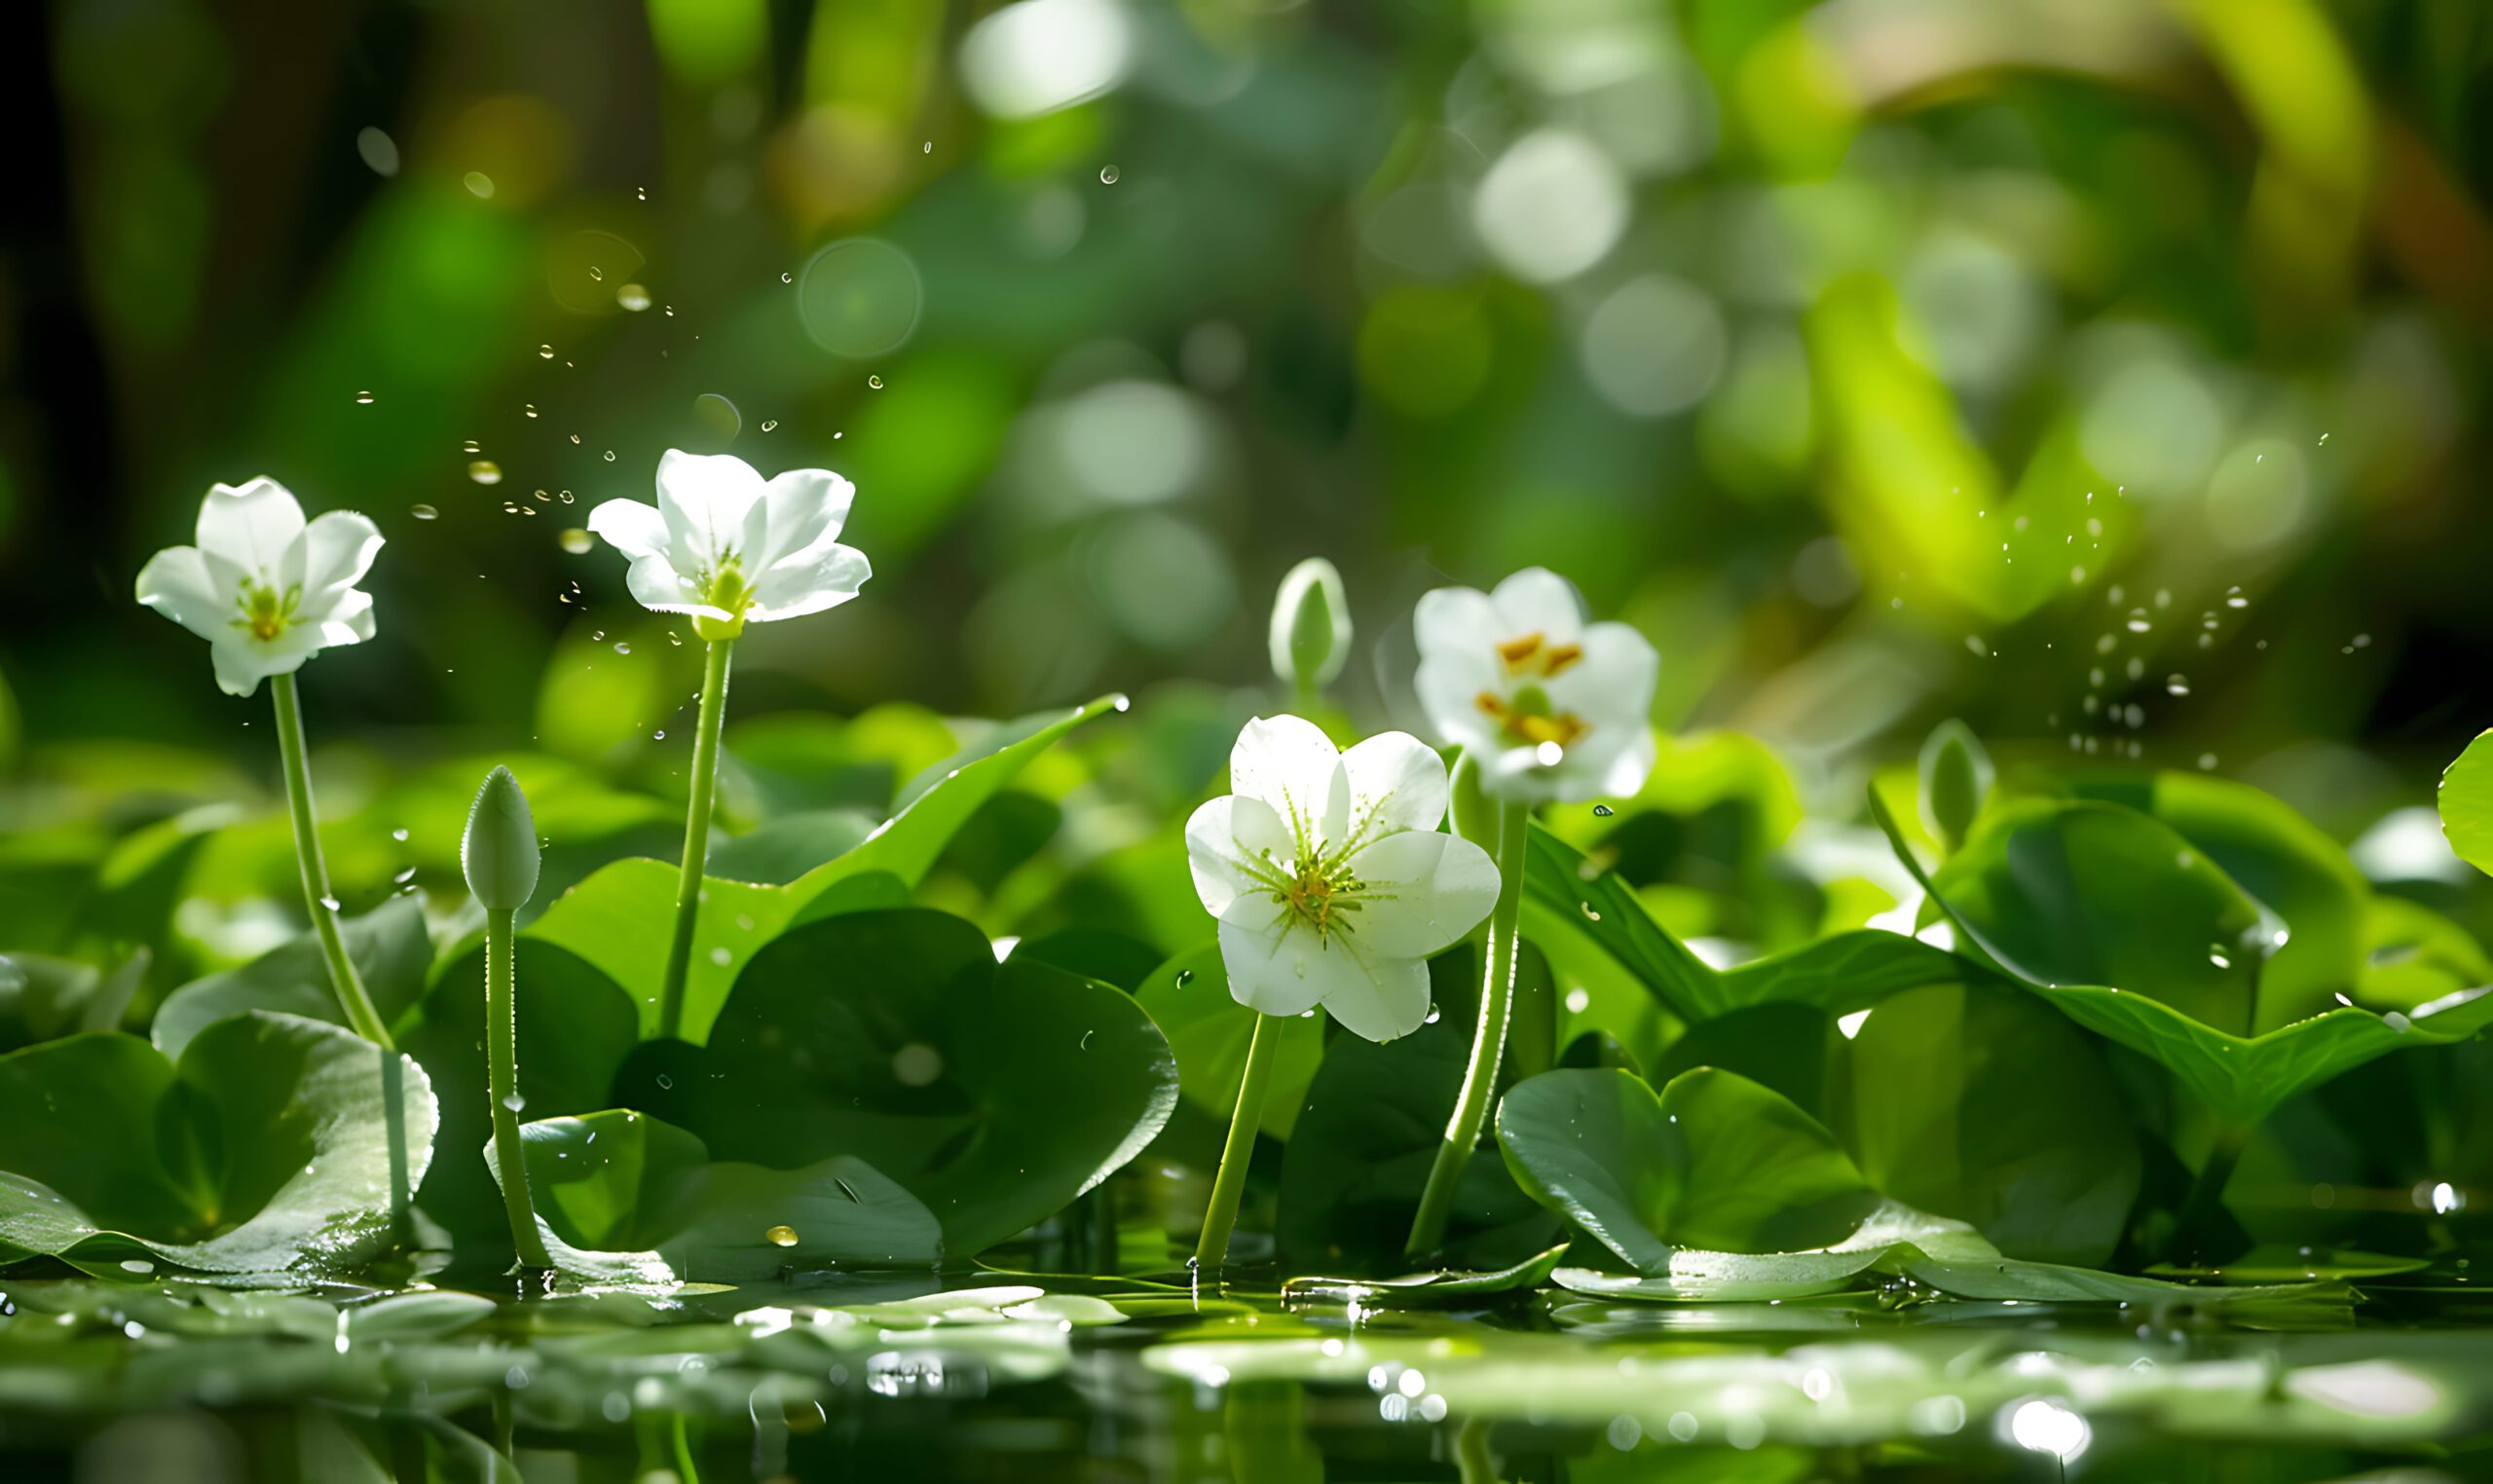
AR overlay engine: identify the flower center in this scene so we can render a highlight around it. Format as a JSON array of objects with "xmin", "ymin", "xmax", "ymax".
[
  {"xmin": 237, "ymin": 580, "xmax": 296, "ymax": 643},
  {"xmin": 1234, "ymin": 793, "xmax": 1399, "ymax": 948},
  {"xmin": 1496, "ymin": 631, "xmax": 1583, "ymax": 680},
  {"xmin": 1475, "ymin": 681, "xmax": 1590, "ymax": 756}
]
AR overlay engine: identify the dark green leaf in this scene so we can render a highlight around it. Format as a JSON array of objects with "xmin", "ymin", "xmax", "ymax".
[
  {"xmin": 151, "ymin": 896, "xmax": 432, "ymax": 1061},
  {"xmin": 1133, "ymin": 942, "xmax": 1325, "ymax": 1138}
]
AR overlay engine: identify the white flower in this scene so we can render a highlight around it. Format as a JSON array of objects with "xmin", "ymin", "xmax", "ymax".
[
  {"xmin": 586, "ymin": 450, "xmax": 870, "ymax": 639},
  {"xmin": 1413, "ymin": 567, "xmax": 1657, "ymax": 802},
  {"xmin": 1185, "ymin": 716, "xmax": 1500, "ymax": 1042},
  {"xmin": 133, "ymin": 478, "xmax": 383, "ymax": 697}
]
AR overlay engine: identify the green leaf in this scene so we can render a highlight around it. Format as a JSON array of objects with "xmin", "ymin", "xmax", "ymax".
[
  {"xmin": 517, "ymin": 1109, "xmax": 943, "ymax": 1280},
  {"xmin": 1010, "ymin": 928, "xmax": 1167, "ymax": 993},
  {"xmin": 0, "ymin": 1013, "xmax": 436, "ymax": 1273},
  {"xmin": 1835, "ymin": 981, "xmax": 2140, "ymax": 1266},
  {"xmin": 2439, "ymin": 728, "xmax": 2493, "ymax": 879},
  {"xmin": 1279, "ymin": 1243, "xmax": 1569, "ymax": 1309},
  {"xmin": 1497, "ymin": 1067, "xmax": 1878, "ymax": 1273},
  {"xmin": 1133, "ymin": 942, "xmax": 1325, "ymax": 1139},
  {"xmin": 1523, "ymin": 824, "xmax": 1977, "ymax": 1025},
  {"xmin": 0, "ymin": 948, "xmax": 146, "ymax": 1051},
  {"xmin": 2061, "ymin": 771, "xmax": 2371, "ymax": 1030},
  {"xmin": 1928, "ymin": 796, "xmax": 2276, "ymax": 1035},
  {"xmin": 1870, "ymin": 791, "xmax": 2493, "ymax": 1128},
  {"xmin": 526, "ymin": 695, "xmax": 1119, "ymax": 1044},
  {"xmin": 616, "ymin": 908, "xmax": 1176, "ymax": 1256},
  {"xmin": 705, "ymin": 809, "xmax": 875, "ymax": 885},
  {"xmin": 151, "ymin": 896, "xmax": 433, "ymax": 1061},
  {"xmin": 2358, "ymin": 896, "xmax": 2493, "ymax": 1010},
  {"xmin": 1276, "ymin": 949, "xmax": 1561, "ymax": 1274}
]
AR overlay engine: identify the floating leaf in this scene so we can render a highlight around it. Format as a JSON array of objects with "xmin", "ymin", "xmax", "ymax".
[
  {"xmin": 0, "ymin": 1014, "xmax": 435, "ymax": 1273},
  {"xmin": 516, "ymin": 1108, "xmax": 942, "ymax": 1280},
  {"xmin": 1279, "ymin": 1243, "xmax": 1570, "ymax": 1309}
]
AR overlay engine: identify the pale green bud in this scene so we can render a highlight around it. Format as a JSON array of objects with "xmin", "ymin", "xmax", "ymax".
[
  {"xmin": 1269, "ymin": 558, "xmax": 1351, "ymax": 691},
  {"xmin": 462, "ymin": 765, "xmax": 541, "ymax": 911},
  {"xmin": 1918, "ymin": 720, "xmax": 1992, "ymax": 854}
]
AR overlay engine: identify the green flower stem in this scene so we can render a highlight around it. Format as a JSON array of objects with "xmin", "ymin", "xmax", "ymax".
[
  {"xmin": 658, "ymin": 638, "xmax": 733, "ymax": 1040},
  {"xmin": 1195, "ymin": 1012, "xmax": 1283, "ymax": 1273},
  {"xmin": 485, "ymin": 908, "xmax": 553, "ymax": 1271},
  {"xmin": 1405, "ymin": 798, "xmax": 1531, "ymax": 1261},
  {"xmin": 269, "ymin": 673, "xmax": 393, "ymax": 1050}
]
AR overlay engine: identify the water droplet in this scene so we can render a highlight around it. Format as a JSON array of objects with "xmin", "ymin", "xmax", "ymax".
[
  {"xmin": 667, "ymin": 631, "xmax": 683, "ymax": 646},
  {"xmin": 353, "ymin": 390, "xmax": 374, "ymax": 405},
  {"xmin": 613, "ymin": 641, "xmax": 632, "ymax": 655},
  {"xmin": 2166, "ymin": 675, "xmax": 2190, "ymax": 696},
  {"xmin": 318, "ymin": 895, "xmax": 342, "ymax": 911},
  {"xmin": 867, "ymin": 374, "xmax": 883, "ymax": 390},
  {"xmin": 2125, "ymin": 611, "xmax": 2151, "ymax": 634},
  {"xmin": 635, "ymin": 186, "xmax": 648, "ymax": 201},
  {"xmin": 1581, "ymin": 903, "xmax": 1602, "ymax": 921},
  {"xmin": 603, "ymin": 449, "xmax": 616, "ymax": 462},
  {"xmin": 560, "ymin": 528, "xmax": 592, "ymax": 554},
  {"xmin": 708, "ymin": 946, "xmax": 730, "ymax": 966},
  {"xmin": 761, "ymin": 419, "xmax": 778, "ymax": 431},
  {"xmin": 765, "ymin": 1225, "xmax": 799, "ymax": 1247},
  {"xmin": 1099, "ymin": 165, "xmax": 1120, "ymax": 184},
  {"xmin": 652, "ymin": 729, "xmax": 666, "ymax": 740},
  {"xmin": 464, "ymin": 170, "xmax": 495, "ymax": 199},
  {"xmin": 558, "ymin": 489, "xmax": 575, "ymax": 503},
  {"xmin": 468, "ymin": 460, "xmax": 502, "ymax": 485},
  {"xmin": 587, "ymin": 265, "xmax": 604, "ymax": 282},
  {"xmin": 616, "ymin": 282, "xmax": 651, "ymax": 312},
  {"xmin": 538, "ymin": 344, "xmax": 554, "ymax": 358},
  {"xmin": 502, "ymin": 1092, "xmax": 526, "ymax": 1112},
  {"xmin": 655, "ymin": 1073, "xmax": 674, "ymax": 1091},
  {"xmin": 923, "ymin": 140, "xmax": 933, "ymax": 154},
  {"xmin": 780, "ymin": 271, "xmax": 793, "ymax": 283},
  {"xmin": 411, "ymin": 504, "xmax": 438, "ymax": 521},
  {"xmin": 523, "ymin": 403, "xmax": 539, "ymax": 418},
  {"xmin": 1592, "ymin": 803, "xmax": 1615, "ymax": 817},
  {"xmin": 391, "ymin": 828, "xmax": 410, "ymax": 842}
]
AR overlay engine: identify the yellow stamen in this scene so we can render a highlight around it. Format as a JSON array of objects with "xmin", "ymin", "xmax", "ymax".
[{"xmin": 1497, "ymin": 632, "xmax": 1545, "ymax": 669}]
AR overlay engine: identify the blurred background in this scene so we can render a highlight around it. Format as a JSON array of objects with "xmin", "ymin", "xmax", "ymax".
[{"xmin": 7, "ymin": 0, "xmax": 2493, "ymax": 845}]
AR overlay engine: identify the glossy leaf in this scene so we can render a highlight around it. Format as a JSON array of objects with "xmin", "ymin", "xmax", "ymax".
[
  {"xmin": 616, "ymin": 908, "xmax": 1176, "ymax": 1257},
  {"xmin": 2439, "ymin": 728, "xmax": 2493, "ymax": 880},
  {"xmin": 0, "ymin": 1014, "xmax": 435, "ymax": 1273},
  {"xmin": 1497, "ymin": 1067, "xmax": 1878, "ymax": 1273},
  {"xmin": 0, "ymin": 949, "xmax": 145, "ymax": 1052},
  {"xmin": 150, "ymin": 896, "xmax": 433, "ymax": 1061},
  {"xmin": 1871, "ymin": 792, "xmax": 2493, "ymax": 1128},
  {"xmin": 517, "ymin": 1108, "xmax": 943, "ymax": 1280},
  {"xmin": 1279, "ymin": 1243, "xmax": 1569, "ymax": 1309}
]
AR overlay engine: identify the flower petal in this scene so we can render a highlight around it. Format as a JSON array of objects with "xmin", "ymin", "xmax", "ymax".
[
  {"xmin": 1595, "ymin": 723, "xmax": 1657, "ymax": 798},
  {"xmin": 1488, "ymin": 567, "xmax": 1586, "ymax": 643},
  {"xmin": 299, "ymin": 511, "xmax": 383, "ymax": 603},
  {"xmin": 1319, "ymin": 955, "xmax": 1432, "ymax": 1043},
  {"xmin": 1412, "ymin": 587, "xmax": 1504, "ymax": 751},
  {"xmin": 1185, "ymin": 795, "xmax": 1289, "ymax": 918},
  {"xmin": 653, "ymin": 450, "xmax": 767, "ymax": 567},
  {"xmin": 1413, "ymin": 585, "xmax": 1501, "ymax": 662},
  {"xmin": 586, "ymin": 498, "xmax": 672, "ymax": 562},
  {"xmin": 1349, "ymin": 830, "xmax": 1501, "ymax": 958},
  {"xmin": 1228, "ymin": 715, "xmax": 1340, "ymax": 842},
  {"xmin": 1336, "ymin": 731, "xmax": 1450, "ymax": 839},
  {"xmin": 195, "ymin": 478, "xmax": 306, "ymax": 582},
  {"xmin": 1215, "ymin": 909, "xmax": 1331, "ymax": 1019},
  {"xmin": 307, "ymin": 587, "xmax": 377, "ymax": 647},
  {"xmin": 752, "ymin": 467, "xmax": 855, "ymax": 570},
  {"xmin": 134, "ymin": 546, "xmax": 232, "ymax": 643},
  {"xmin": 208, "ymin": 636, "xmax": 310, "ymax": 697},
  {"xmin": 1544, "ymin": 620, "xmax": 1658, "ymax": 724},
  {"xmin": 746, "ymin": 539, "xmax": 870, "ymax": 622},
  {"xmin": 624, "ymin": 554, "xmax": 727, "ymax": 618}
]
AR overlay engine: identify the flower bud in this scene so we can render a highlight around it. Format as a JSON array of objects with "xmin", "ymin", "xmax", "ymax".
[
  {"xmin": 1918, "ymin": 720, "xmax": 1992, "ymax": 854},
  {"xmin": 462, "ymin": 765, "xmax": 541, "ymax": 911},
  {"xmin": 1269, "ymin": 558, "xmax": 1351, "ymax": 692}
]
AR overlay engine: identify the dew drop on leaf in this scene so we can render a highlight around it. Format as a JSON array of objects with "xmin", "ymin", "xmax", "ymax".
[
  {"xmin": 1099, "ymin": 165, "xmax": 1120, "ymax": 184},
  {"xmin": 765, "ymin": 1225, "xmax": 799, "ymax": 1247},
  {"xmin": 1592, "ymin": 803, "xmax": 1615, "ymax": 817},
  {"xmin": 411, "ymin": 504, "xmax": 438, "ymax": 521},
  {"xmin": 468, "ymin": 461, "xmax": 502, "ymax": 485}
]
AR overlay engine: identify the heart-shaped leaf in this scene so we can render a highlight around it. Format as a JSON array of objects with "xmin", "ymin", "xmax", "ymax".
[
  {"xmin": 517, "ymin": 1109, "xmax": 942, "ymax": 1280},
  {"xmin": 0, "ymin": 1013, "xmax": 435, "ymax": 1273},
  {"xmin": 1497, "ymin": 1067, "xmax": 1879, "ymax": 1273},
  {"xmin": 0, "ymin": 949, "xmax": 146, "ymax": 1052},
  {"xmin": 1870, "ymin": 792, "xmax": 2493, "ymax": 1128},
  {"xmin": 614, "ymin": 908, "xmax": 1176, "ymax": 1257}
]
